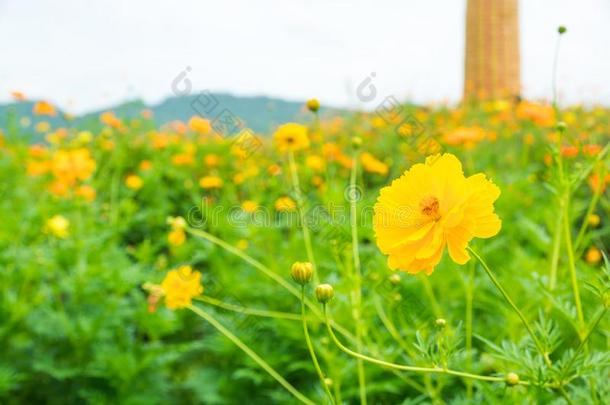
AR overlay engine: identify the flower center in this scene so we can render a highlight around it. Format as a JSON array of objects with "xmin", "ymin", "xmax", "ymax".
[{"xmin": 420, "ymin": 196, "xmax": 440, "ymax": 220}]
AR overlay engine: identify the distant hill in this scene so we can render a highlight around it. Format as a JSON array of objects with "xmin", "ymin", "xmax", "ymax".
[{"xmin": 0, "ymin": 93, "xmax": 347, "ymax": 136}]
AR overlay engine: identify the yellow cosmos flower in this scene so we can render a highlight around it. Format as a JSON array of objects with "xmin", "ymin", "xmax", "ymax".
[
  {"xmin": 585, "ymin": 247, "xmax": 602, "ymax": 265},
  {"xmin": 275, "ymin": 196, "xmax": 297, "ymax": 212},
  {"xmin": 241, "ymin": 200, "xmax": 259, "ymax": 213},
  {"xmin": 168, "ymin": 228, "xmax": 186, "ymax": 247},
  {"xmin": 306, "ymin": 155, "xmax": 326, "ymax": 172},
  {"xmin": 188, "ymin": 116, "xmax": 212, "ymax": 134},
  {"xmin": 199, "ymin": 175, "xmax": 223, "ymax": 189},
  {"xmin": 160, "ymin": 266, "xmax": 203, "ymax": 309},
  {"xmin": 125, "ymin": 174, "xmax": 144, "ymax": 190},
  {"xmin": 273, "ymin": 123, "xmax": 309, "ymax": 153},
  {"xmin": 361, "ymin": 152, "xmax": 389, "ymax": 175},
  {"xmin": 373, "ymin": 153, "xmax": 501, "ymax": 275},
  {"xmin": 33, "ymin": 101, "xmax": 57, "ymax": 116},
  {"xmin": 45, "ymin": 215, "xmax": 70, "ymax": 239}
]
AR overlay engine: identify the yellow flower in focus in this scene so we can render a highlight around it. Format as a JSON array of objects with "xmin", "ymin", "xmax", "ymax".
[
  {"xmin": 125, "ymin": 174, "xmax": 144, "ymax": 190},
  {"xmin": 188, "ymin": 116, "xmax": 212, "ymax": 134},
  {"xmin": 373, "ymin": 153, "xmax": 501, "ymax": 275},
  {"xmin": 160, "ymin": 266, "xmax": 203, "ymax": 309},
  {"xmin": 361, "ymin": 152, "xmax": 389, "ymax": 175},
  {"xmin": 199, "ymin": 175, "xmax": 223, "ymax": 189},
  {"xmin": 273, "ymin": 123, "xmax": 309, "ymax": 153},
  {"xmin": 33, "ymin": 101, "xmax": 57, "ymax": 116},
  {"xmin": 241, "ymin": 200, "xmax": 259, "ymax": 213},
  {"xmin": 585, "ymin": 247, "xmax": 602, "ymax": 265},
  {"xmin": 275, "ymin": 196, "xmax": 297, "ymax": 212},
  {"xmin": 45, "ymin": 215, "xmax": 70, "ymax": 239}
]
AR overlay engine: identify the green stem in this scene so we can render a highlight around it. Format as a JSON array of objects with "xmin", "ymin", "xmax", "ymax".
[
  {"xmin": 549, "ymin": 210, "xmax": 563, "ymax": 291},
  {"xmin": 349, "ymin": 150, "xmax": 367, "ymax": 405},
  {"xmin": 464, "ymin": 263, "xmax": 475, "ymax": 399},
  {"xmin": 288, "ymin": 151, "xmax": 319, "ymax": 284},
  {"xmin": 193, "ymin": 295, "xmax": 304, "ymax": 321},
  {"xmin": 300, "ymin": 288, "xmax": 336, "ymax": 404},
  {"xmin": 186, "ymin": 227, "xmax": 356, "ymax": 343},
  {"xmin": 421, "ymin": 275, "xmax": 443, "ymax": 319},
  {"xmin": 323, "ymin": 306, "xmax": 523, "ymax": 384},
  {"xmin": 560, "ymin": 193, "xmax": 585, "ymax": 335},
  {"xmin": 189, "ymin": 304, "xmax": 315, "ymax": 405},
  {"xmin": 467, "ymin": 247, "xmax": 552, "ymax": 368}
]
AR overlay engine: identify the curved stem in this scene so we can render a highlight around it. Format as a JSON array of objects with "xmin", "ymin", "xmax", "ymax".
[
  {"xmin": 467, "ymin": 247, "xmax": 552, "ymax": 368},
  {"xmin": 288, "ymin": 151, "xmax": 319, "ymax": 284},
  {"xmin": 189, "ymin": 304, "xmax": 315, "ymax": 405},
  {"xmin": 194, "ymin": 295, "xmax": 304, "ymax": 321},
  {"xmin": 323, "ymin": 306, "xmax": 522, "ymax": 384},
  {"xmin": 349, "ymin": 149, "xmax": 367, "ymax": 405},
  {"xmin": 185, "ymin": 227, "xmax": 356, "ymax": 343},
  {"xmin": 300, "ymin": 288, "xmax": 336, "ymax": 404}
]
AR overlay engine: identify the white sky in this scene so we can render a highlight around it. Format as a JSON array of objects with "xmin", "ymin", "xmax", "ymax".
[{"xmin": 1, "ymin": 0, "xmax": 609, "ymax": 114}]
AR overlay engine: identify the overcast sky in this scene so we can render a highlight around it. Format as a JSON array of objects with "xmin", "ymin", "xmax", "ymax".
[{"xmin": 1, "ymin": 0, "xmax": 609, "ymax": 113}]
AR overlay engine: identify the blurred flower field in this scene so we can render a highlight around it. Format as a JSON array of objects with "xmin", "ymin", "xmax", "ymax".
[{"xmin": 0, "ymin": 97, "xmax": 609, "ymax": 404}]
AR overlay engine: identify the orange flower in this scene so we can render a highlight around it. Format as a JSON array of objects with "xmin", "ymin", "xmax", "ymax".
[
  {"xmin": 516, "ymin": 101, "xmax": 554, "ymax": 127},
  {"xmin": 583, "ymin": 144, "xmax": 602, "ymax": 157},
  {"xmin": 100, "ymin": 111, "xmax": 123, "ymax": 129},
  {"xmin": 33, "ymin": 101, "xmax": 57, "ymax": 116},
  {"xmin": 361, "ymin": 152, "xmax": 389, "ymax": 175},
  {"xmin": 443, "ymin": 127, "xmax": 486, "ymax": 148},
  {"xmin": 11, "ymin": 91, "xmax": 26, "ymax": 101},
  {"xmin": 188, "ymin": 116, "xmax": 212, "ymax": 134},
  {"xmin": 204, "ymin": 154, "xmax": 220, "ymax": 167},
  {"xmin": 588, "ymin": 173, "xmax": 610, "ymax": 193},
  {"xmin": 560, "ymin": 145, "xmax": 578, "ymax": 158},
  {"xmin": 75, "ymin": 185, "xmax": 97, "ymax": 202}
]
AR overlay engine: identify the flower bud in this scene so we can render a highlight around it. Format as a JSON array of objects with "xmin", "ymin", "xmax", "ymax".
[
  {"xmin": 315, "ymin": 283, "xmax": 334, "ymax": 304},
  {"xmin": 556, "ymin": 121, "xmax": 567, "ymax": 132},
  {"xmin": 306, "ymin": 98, "xmax": 320, "ymax": 113},
  {"xmin": 291, "ymin": 262, "xmax": 313, "ymax": 286},
  {"xmin": 506, "ymin": 372, "xmax": 520, "ymax": 386},
  {"xmin": 389, "ymin": 273, "xmax": 401, "ymax": 285},
  {"xmin": 351, "ymin": 136, "xmax": 362, "ymax": 149},
  {"xmin": 435, "ymin": 318, "xmax": 447, "ymax": 328},
  {"xmin": 558, "ymin": 26, "xmax": 567, "ymax": 34}
]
